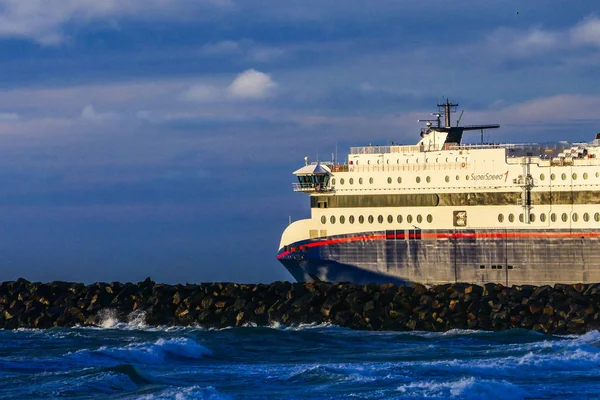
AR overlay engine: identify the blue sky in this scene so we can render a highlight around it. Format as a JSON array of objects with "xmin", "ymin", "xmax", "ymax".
[{"xmin": 0, "ymin": 0, "xmax": 599, "ymax": 283}]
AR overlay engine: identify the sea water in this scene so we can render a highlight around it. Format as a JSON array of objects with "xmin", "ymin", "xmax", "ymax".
[{"xmin": 1, "ymin": 316, "xmax": 599, "ymax": 399}]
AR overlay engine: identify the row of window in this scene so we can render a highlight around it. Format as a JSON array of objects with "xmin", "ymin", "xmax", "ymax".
[
  {"xmin": 353, "ymin": 157, "xmax": 466, "ymax": 165},
  {"xmin": 479, "ymin": 265, "xmax": 514, "ymax": 270},
  {"xmin": 321, "ymin": 214, "xmax": 434, "ymax": 225},
  {"xmin": 498, "ymin": 212, "xmax": 600, "ymax": 223},
  {"xmin": 332, "ymin": 171, "xmax": 600, "ymax": 186},
  {"xmin": 540, "ymin": 172, "xmax": 600, "ymax": 181}
]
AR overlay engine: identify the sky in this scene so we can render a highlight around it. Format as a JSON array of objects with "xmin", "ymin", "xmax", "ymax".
[{"xmin": 0, "ymin": 0, "xmax": 599, "ymax": 284}]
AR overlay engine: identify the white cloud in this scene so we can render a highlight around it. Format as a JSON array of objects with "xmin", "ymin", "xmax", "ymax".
[
  {"xmin": 571, "ymin": 17, "xmax": 600, "ymax": 47},
  {"xmin": 0, "ymin": 112, "xmax": 19, "ymax": 122},
  {"xmin": 180, "ymin": 84, "xmax": 223, "ymax": 102},
  {"xmin": 227, "ymin": 69, "xmax": 277, "ymax": 100},
  {"xmin": 80, "ymin": 104, "xmax": 118, "ymax": 122},
  {"xmin": 200, "ymin": 40, "xmax": 242, "ymax": 55},
  {"xmin": 0, "ymin": 0, "xmax": 234, "ymax": 45}
]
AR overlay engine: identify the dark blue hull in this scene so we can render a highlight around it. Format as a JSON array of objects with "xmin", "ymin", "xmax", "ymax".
[{"xmin": 277, "ymin": 229, "xmax": 600, "ymax": 285}]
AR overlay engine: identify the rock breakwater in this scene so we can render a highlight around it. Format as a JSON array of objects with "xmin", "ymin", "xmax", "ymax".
[{"xmin": 1, "ymin": 278, "xmax": 600, "ymax": 334}]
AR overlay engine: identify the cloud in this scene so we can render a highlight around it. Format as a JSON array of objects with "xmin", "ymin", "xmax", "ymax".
[
  {"xmin": 571, "ymin": 16, "xmax": 600, "ymax": 47},
  {"xmin": 80, "ymin": 104, "xmax": 118, "ymax": 122},
  {"xmin": 200, "ymin": 39, "xmax": 286, "ymax": 62},
  {"xmin": 0, "ymin": 113, "xmax": 19, "ymax": 122},
  {"xmin": 180, "ymin": 84, "xmax": 223, "ymax": 102},
  {"xmin": 227, "ymin": 69, "xmax": 277, "ymax": 99},
  {"xmin": 200, "ymin": 40, "xmax": 242, "ymax": 55},
  {"xmin": 0, "ymin": 0, "xmax": 234, "ymax": 45}
]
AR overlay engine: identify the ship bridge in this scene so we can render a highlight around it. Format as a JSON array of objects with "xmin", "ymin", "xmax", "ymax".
[{"xmin": 293, "ymin": 163, "xmax": 334, "ymax": 193}]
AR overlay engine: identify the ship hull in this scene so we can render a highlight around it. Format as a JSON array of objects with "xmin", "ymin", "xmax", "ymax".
[{"xmin": 277, "ymin": 229, "xmax": 600, "ymax": 286}]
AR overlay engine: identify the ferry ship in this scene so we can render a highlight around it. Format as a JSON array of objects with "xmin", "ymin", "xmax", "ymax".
[{"xmin": 277, "ymin": 100, "xmax": 600, "ymax": 286}]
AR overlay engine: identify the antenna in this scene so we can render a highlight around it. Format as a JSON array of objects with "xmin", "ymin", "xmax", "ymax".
[
  {"xmin": 437, "ymin": 99, "xmax": 459, "ymax": 128},
  {"xmin": 456, "ymin": 110, "xmax": 464, "ymax": 127}
]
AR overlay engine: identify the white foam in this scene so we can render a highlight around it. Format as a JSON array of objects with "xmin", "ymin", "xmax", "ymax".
[
  {"xmin": 396, "ymin": 377, "xmax": 527, "ymax": 399},
  {"xmin": 124, "ymin": 385, "xmax": 230, "ymax": 400}
]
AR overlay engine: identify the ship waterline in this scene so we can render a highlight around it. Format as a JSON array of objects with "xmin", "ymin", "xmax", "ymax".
[{"xmin": 278, "ymin": 100, "xmax": 600, "ymax": 285}]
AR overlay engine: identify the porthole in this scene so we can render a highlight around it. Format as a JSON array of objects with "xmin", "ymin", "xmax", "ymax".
[
  {"xmin": 584, "ymin": 213, "xmax": 590, "ymax": 222},
  {"xmin": 519, "ymin": 214, "xmax": 524, "ymax": 223},
  {"xmin": 397, "ymin": 177, "xmax": 402, "ymax": 184},
  {"xmin": 583, "ymin": 173, "xmax": 588, "ymax": 180},
  {"xmin": 386, "ymin": 159, "xmax": 389, "ymax": 164},
  {"xmin": 407, "ymin": 215, "xmax": 413, "ymax": 223},
  {"xmin": 572, "ymin": 213, "xmax": 578, "ymax": 222},
  {"xmin": 540, "ymin": 174, "xmax": 545, "ymax": 181},
  {"xmin": 416, "ymin": 215, "xmax": 423, "ymax": 223},
  {"xmin": 349, "ymin": 178, "xmax": 354, "ymax": 185},
  {"xmin": 416, "ymin": 177, "xmax": 421, "ymax": 183},
  {"xmin": 332, "ymin": 178, "xmax": 336, "ymax": 185},
  {"xmin": 378, "ymin": 215, "xmax": 384, "ymax": 224},
  {"xmin": 466, "ymin": 175, "xmax": 470, "ymax": 181},
  {"xmin": 397, "ymin": 215, "xmax": 403, "ymax": 223},
  {"xmin": 445, "ymin": 176, "xmax": 450, "ymax": 183},
  {"xmin": 596, "ymin": 172, "xmax": 600, "ymax": 178},
  {"xmin": 387, "ymin": 177, "xmax": 392, "ymax": 184},
  {"xmin": 427, "ymin": 215, "xmax": 433, "ymax": 223},
  {"xmin": 595, "ymin": 213, "xmax": 600, "ymax": 222},
  {"xmin": 369, "ymin": 178, "xmax": 374, "ymax": 184},
  {"xmin": 498, "ymin": 214, "xmax": 504, "ymax": 223},
  {"xmin": 508, "ymin": 214, "xmax": 515, "ymax": 223},
  {"xmin": 561, "ymin": 213, "xmax": 568, "ymax": 222},
  {"xmin": 349, "ymin": 215, "xmax": 355, "ymax": 224},
  {"xmin": 340, "ymin": 178, "xmax": 345, "ymax": 185},
  {"xmin": 377, "ymin": 160, "xmax": 380, "ymax": 164},
  {"xmin": 330, "ymin": 216, "xmax": 336, "ymax": 224},
  {"xmin": 572, "ymin": 173, "xmax": 577, "ymax": 180},
  {"xmin": 530, "ymin": 213, "xmax": 536, "ymax": 222},
  {"xmin": 387, "ymin": 215, "xmax": 393, "ymax": 223},
  {"xmin": 551, "ymin": 173, "xmax": 556, "ymax": 181},
  {"xmin": 359, "ymin": 215, "xmax": 364, "ymax": 224},
  {"xmin": 321, "ymin": 216, "xmax": 326, "ymax": 224},
  {"xmin": 561, "ymin": 173, "xmax": 566, "ymax": 180},
  {"xmin": 426, "ymin": 176, "xmax": 431, "ymax": 183},
  {"xmin": 540, "ymin": 213, "xmax": 546, "ymax": 222},
  {"xmin": 359, "ymin": 177, "xmax": 363, "ymax": 184},
  {"xmin": 368, "ymin": 215, "xmax": 374, "ymax": 224},
  {"xmin": 456, "ymin": 175, "xmax": 460, "ymax": 181},
  {"xmin": 340, "ymin": 215, "xmax": 345, "ymax": 224},
  {"xmin": 551, "ymin": 213, "xmax": 557, "ymax": 222},
  {"xmin": 367, "ymin": 160, "xmax": 370, "ymax": 165}
]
